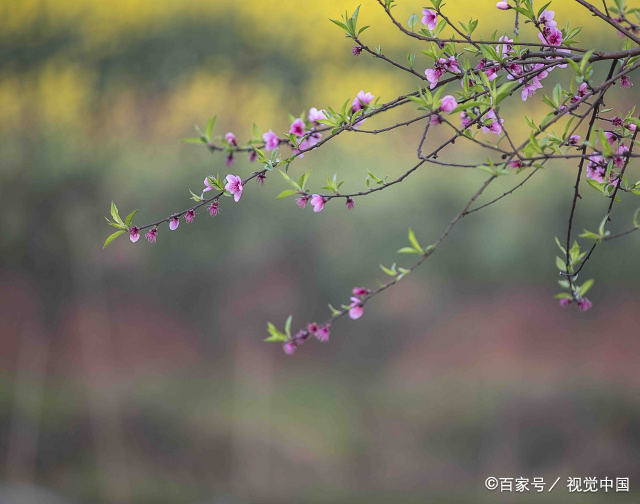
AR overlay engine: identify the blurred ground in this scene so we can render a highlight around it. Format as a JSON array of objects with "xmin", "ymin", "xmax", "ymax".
[{"xmin": 1, "ymin": 1, "xmax": 639, "ymax": 503}]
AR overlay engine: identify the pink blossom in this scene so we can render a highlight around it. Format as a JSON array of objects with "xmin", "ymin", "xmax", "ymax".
[
  {"xmin": 586, "ymin": 155, "xmax": 606, "ymax": 183},
  {"xmin": 283, "ymin": 341, "xmax": 297, "ymax": 355},
  {"xmin": 129, "ymin": 227, "xmax": 140, "ymax": 243},
  {"xmin": 310, "ymin": 194, "xmax": 326, "ymax": 212},
  {"xmin": 521, "ymin": 77, "xmax": 543, "ymax": 101},
  {"xmin": 442, "ymin": 56, "xmax": 460, "ymax": 73},
  {"xmin": 169, "ymin": 216, "xmax": 179, "ymax": 230},
  {"xmin": 307, "ymin": 132, "xmax": 322, "ymax": 148},
  {"xmin": 614, "ymin": 144, "xmax": 629, "ymax": 169},
  {"xmin": 348, "ymin": 297, "xmax": 364, "ymax": 320},
  {"xmin": 625, "ymin": 122, "xmax": 637, "ymax": 132},
  {"xmin": 308, "ymin": 107, "xmax": 327, "ymax": 123},
  {"xmin": 559, "ymin": 298, "xmax": 571, "ymax": 307},
  {"xmin": 533, "ymin": 63, "xmax": 549, "ymax": 79},
  {"xmin": 496, "ymin": 2, "xmax": 511, "ymax": 10},
  {"xmin": 605, "ymin": 131, "xmax": 618, "ymax": 144},
  {"xmin": 292, "ymin": 138, "xmax": 308, "ymax": 158},
  {"xmin": 607, "ymin": 175, "xmax": 621, "ymax": 188},
  {"xmin": 587, "ymin": 166, "xmax": 605, "ymax": 184},
  {"xmin": 539, "ymin": 27, "xmax": 563, "ymax": 46},
  {"xmin": 263, "ymin": 130, "xmax": 279, "ymax": 151},
  {"xmin": 307, "ymin": 322, "xmax": 318, "ymax": 335},
  {"xmin": 145, "ymin": 227, "xmax": 157, "ymax": 243},
  {"xmin": 578, "ymin": 298, "xmax": 593, "ymax": 312},
  {"xmin": 611, "ymin": 116, "xmax": 623, "ymax": 127},
  {"xmin": 225, "ymin": 174, "xmax": 244, "ymax": 202},
  {"xmin": 538, "ymin": 9, "xmax": 557, "ymax": 28},
  {"xmin": 508, "ymin": 160, "xmax": 525, "ymax": 169},
  {"xmin": 506, "ymin": 63, "xmax": 523, "ymax": 80},
  {"xmin": 421, "ymin": 9, "xmax": 438, "ymax": 31},
  {"xmin": 425, "ymin": 67, "xmax": 445, "ymax": 89},
  {"xmin": 475, "ymin": 58, "xmax": 488, "ymax": 70},
  {"xmin": 497, "ymin": 36, "xmax": 514, "ymax": 58},
  {"xmin": 208, "ymin": 200, "xmax": 220, "ymax": 216},
  {"xmin": 296, "ymin": 195, "xmax": 310, "ymax": 209},
  {"xmin": 484, "ymin": 66, "xmax": 499, "ymax": 82},
  {"xmin": 551, "ymin": 48, "xmax": 571, "ymax": 69},
  {"xmin": 225, "ymin": 153, "xmax": 234, "ymax": 166},
  {"xmin": 316, "ymin": 325, "xmax": 330, "ymax": 342},
  {"xmin": 430, "ymin": 114, "xmax": 443, "ymax": 125},
  {"xmin": 572, "ymin": 82, "xmax": 589, "ymax": 103},
  {"xmin": 346, "ymin": 197, "xmax": 355, "ymax": 210},
  {"xmin": 185, "ymin": 209, "xmax": 195, "ymax": 223},
  {"xmin": 578, "ymin": 82, "xmax": 589, "ymax": 97},
  {"xmin": 568, "ymin": 135, "xmax": 581, "ymax": 145},
  {"xmin": 225, "ymin": 132, "xmax": 237, "ymax": 146},
  {"xmin": 440, "ymin": 95, "xmax": 458, "ymax": 114},
  {"xmin": 289, "ymin": 118, "xmax": 306, "ymax": 137},
  {"xmin": 352, "ymin": 287, "xmax": 368, "ymax": 296},
  {"xmin": 460, "ymin": 112, "xmax": 472, "ymax": 129},
  {"xmin": 621, "ymin": 75, "xmax": 632, "ymax": 88},
  {"xmin": 249, "ymin": 151, "xmax": 257, "ymax": 162},
  {"xmin": 203, "ymin": 177, "xmax": 215, "ymax": 193},
  {"xmin": 481, "ymin": 109, "xmax": 504, "ymax": 136},
  {"xmin": 352, "ymin": 90, "xmax": 374, "ymax": 112},
  {"xmin": 352, "ymin": 45, "xmax": 363, "ymax": 56},
  {"xmin": 256, "ymin": 173, "xmax": 267, "ymax": 185}
]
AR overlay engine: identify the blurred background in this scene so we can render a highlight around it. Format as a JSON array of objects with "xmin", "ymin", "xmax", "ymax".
[{"xmin": 1, "ymin": 0, "xmax": 640, "ymax": 502}]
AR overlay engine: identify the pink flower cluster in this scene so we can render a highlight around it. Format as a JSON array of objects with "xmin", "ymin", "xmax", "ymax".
[
  {"xmin": 352, "ymin": 90, "xmax": 374, "ymax": 112},
  {"xmin": 283, "ymin": 322, "xmax": 331, "ymax": 355},
  {"xmin": 537, "ymin": 10, "xmax": 563, "ymax": 46},
  {"xmin": 282, "ymin": 286, "xmax": 369, "ymax": 355},
  {"xmin": 460, "ymin": 108, "xmax": 503, "ymax": 136},
  {"xmin": 585, "ymin": 119, "xmax": 633, "ymax": 187},
  {"xmin": 349, "ymin": 287, "xmax": 369, "ymax": 320},
  {"xmin": 560, "ymin": 297, "xmax": 593, "ymax": 311},
  {"xmin": 425, "ymin": 56, "xmax": 460, "ymax": 89}
]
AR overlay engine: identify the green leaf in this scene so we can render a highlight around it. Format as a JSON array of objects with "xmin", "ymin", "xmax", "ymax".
[
  {"xmin": 598, "ymin": 213, "xmax": 610, "ymax": 236},
  {"xmin": 537, "ymin": 1, "xmax": 553, "ymax": 17},
  {"xmin": 205, "ymin": 115, "xmax": 216, "ymax": 139},
  {"xmin": 124, "ymin": 209, "xmax": 139, "ymax": 227},
  {"xmin": 495, "ymin": 81, "xmax": 519, "ymax": 104},
  {"xmin": 330, "ymin": 19, "xmax": 349, "ymax": 31},
  {"xmin": 265, "ymin": 322, "xmax": 288, "ymax": 342},
  {"xmin": 580, "ymin": 50, "xmax": 595, "ymax": 74},
  {"xmin": 328, "ymin": 303, "xmax": 342, "ymax": 316},
  {"xmin": 555, "ymin": 256, "xmax": 567, "ymax": 272},
  {"xmin": 476, "ymin": 165, "xmax": 496, "ymax": 175},
  {"xmin": 587, "ymin": 178, "xmax": 606, "ymax": 194},
  {"xmin": 408, "ymin": 13, "xmax": 418, "ymax": 31},
  {"xmin": 380, "ymin": 264, "xmax": 397, "ymax": 276},
  {"xmin": 579, "ymin": 230, "xmax": 601, "ymax": 241},
  {"xmin": 579, "ymin": 279, "xmax": 594, "ymax": 297},
  {"xmin": 407, "ymin": 52, "xmax": 416, "ymax": 69},
  {"xmin": 408, "ymin": 228, "xmax": 421, "ymax": 252},
  {"xmin": 103, "ymin": 230, "xmax": 126, "ymax": 249},
  {"xmin": 284, "ymin": 315, "xmax": 292, "ymax": 338},
  {"xmin": 110, "ymin": 201, "xmax": 124, "ymax": 226},
  {"xmin": 397, "ymin": 247, "xmax": 421, "ymax": 254},
  {"xmin": 298, "ymin": 171, "xmax": 312, "ymax": 190},
  {"xmin": 276, "ymin": 190, "xmax": 299, "ymax": 200}
]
